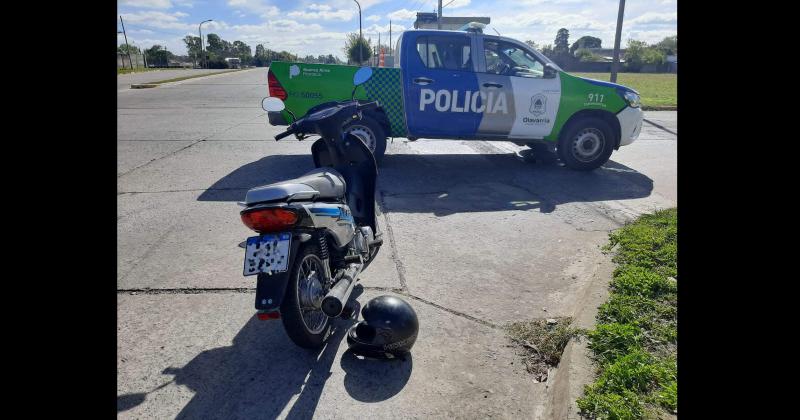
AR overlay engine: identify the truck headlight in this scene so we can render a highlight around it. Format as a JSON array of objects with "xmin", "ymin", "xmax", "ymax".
[{"xmin": 620, "ymin": 90, "xmax": 640, "ymax": 108}]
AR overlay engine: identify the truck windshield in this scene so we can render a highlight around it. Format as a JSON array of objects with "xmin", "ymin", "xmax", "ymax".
[{"xmin": 484, "ymin": 40, "xmax": 544, "ymax": 78}]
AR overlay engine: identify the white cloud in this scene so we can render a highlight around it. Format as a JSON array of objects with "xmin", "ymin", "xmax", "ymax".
[
  {"xmin": 121, "ymin": 11, "xmax": 195, "ymax": 30},
  {"xmin": 120, "ymin": 0, "xmax": 172, "ymax": 8},
  {"xmin": 227, "ymin": 0, "xmax": 279, "ymax": 18},
  {"xmin": 366, "ymin": 15, "xmax": 381, "ymax": 22},
  {"xmin": 288, "ymin": 4, "xmax": 354, "ymax": 21},
  {"xmin": 364, "ymin": 23, "xmax": 406, "ymax": 34},
  {"xmin": 628, "ymin": 12, "xmax": 677, "ymax": 26},
  {"xmin": 387, "ymin": 9, "xmax": 417, "ymax": 21}
]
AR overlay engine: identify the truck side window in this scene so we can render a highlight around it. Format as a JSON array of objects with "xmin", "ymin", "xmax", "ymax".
[
  {"xmin": 416, "ymin": 36, "xmax": 472, "ymax": 71},
  {"xmin": 483, "ymin": 40, "xmax": 544, "ymax": 78}
]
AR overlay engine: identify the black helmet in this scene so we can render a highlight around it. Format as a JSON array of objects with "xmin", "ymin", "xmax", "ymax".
[{"xmin": 346, "ymin": 295, "xmax": 419, "ymax": 359}]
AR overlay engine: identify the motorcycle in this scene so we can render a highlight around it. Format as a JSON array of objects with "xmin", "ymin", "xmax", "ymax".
[{"xmin": 239, "ymin": 67, "xmax": 382, "ymax": 349}]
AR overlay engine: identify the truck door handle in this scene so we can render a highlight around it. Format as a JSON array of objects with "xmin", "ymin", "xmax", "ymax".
[
  {"xmin": 482, "ymin": 82, "xmax": 503, "ymax": 88},
  {"xmin": 413, "ymin": 77, "xmax": 434, "ymax": 85}
]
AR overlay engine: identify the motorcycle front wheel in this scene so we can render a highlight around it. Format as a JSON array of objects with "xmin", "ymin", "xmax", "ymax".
[{"xmin": 280, "ymin": 244, "xmax": 331, "ymax": 348}]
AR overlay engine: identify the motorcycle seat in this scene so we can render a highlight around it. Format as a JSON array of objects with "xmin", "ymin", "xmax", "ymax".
[{"xmin": 244, "ymin": 167, "xmax": 346, "ymax": 204}]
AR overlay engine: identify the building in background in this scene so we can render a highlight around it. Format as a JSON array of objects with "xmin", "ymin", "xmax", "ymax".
[{"xmin": 413, "ymin": 12, "xmax": 490, "ymax": 30}]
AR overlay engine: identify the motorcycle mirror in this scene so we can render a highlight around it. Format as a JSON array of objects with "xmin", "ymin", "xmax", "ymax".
[
  {"xmin": 353, "ymin": 66, "xmax": 373, "ymax": 86},
  {"xmin": 262, "ymin": 97, "xmax": 285, "ymax": 112}
]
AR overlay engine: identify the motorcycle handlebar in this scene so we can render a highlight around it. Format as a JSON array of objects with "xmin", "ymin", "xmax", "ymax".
[
  {"xmin": 357, "ymin": 101, "xmax": 379, "ymax": 111},
  {"xmin": 274, "ymin": 126, "xmax": 295, "ymax": 140}
]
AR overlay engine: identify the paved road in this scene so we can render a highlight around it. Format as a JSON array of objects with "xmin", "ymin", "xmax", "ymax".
[
  {"xmin": 117, "ymin": 67, "xmax": 677, "ymax": 418},
  {"xmin": 117, "ymin": 69, "xmax": 236, "ymax": 91}
]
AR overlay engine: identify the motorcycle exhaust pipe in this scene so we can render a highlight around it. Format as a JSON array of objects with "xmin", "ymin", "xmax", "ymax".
[{"xmin": 321, "ymin": 264, "xmax": 360, "ymax": 317}]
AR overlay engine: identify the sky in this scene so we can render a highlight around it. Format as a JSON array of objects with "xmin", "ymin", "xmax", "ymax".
[{"xmin": 117, "ymin": 0, "xmax": 677, "ymax": 58}]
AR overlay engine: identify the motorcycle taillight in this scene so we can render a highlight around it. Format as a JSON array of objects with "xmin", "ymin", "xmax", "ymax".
[
  {"xmin": 268, "ymin": 70, "xmax": 287, "ymax": 101},
  {"xmin": 240, "ymin": 208, "xmax": 298, "ymax": 233}
]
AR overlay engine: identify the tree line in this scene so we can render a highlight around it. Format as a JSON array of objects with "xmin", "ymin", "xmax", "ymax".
[
  {"xmin": 117, "ymin": 33, "xmax": 345, "ymax": 69},
  {"xmin": 526, "ymin": 29, "xmax": 677, "ymax": 72}
]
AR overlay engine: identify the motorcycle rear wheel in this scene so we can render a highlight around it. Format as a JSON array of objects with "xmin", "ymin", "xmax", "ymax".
[{"xmin": 281, "ymin": 244, "xmax": 331, "ymax": 348}]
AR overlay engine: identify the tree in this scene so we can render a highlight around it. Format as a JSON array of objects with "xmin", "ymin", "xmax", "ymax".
[
  {"xmin": 344, "ymin": 32, "xmax": 372, "ymax": 65},
  {"xmin": 118, "ymin": 44, "xmax": 141, "ymax": 55},
  {"xmin": 145, "ymin": 45, "xmax": 174, "ymax": 67},
  {"xmin": 524, "ymin": 40, "xmax": 538, "ymax": 50},
  {"xmin": 623, "ymin": 39, "xmax": 665, "ymax": 71},
  {"xmin": 206, "ymin": 34, "xmax": 224, "ymax": 55},
  {"xmin": 655, "ymin": 35, "xmax": 677, "ymax": 55},
  {"xmin": 575, "ymin": 48, "xmax": 602, "ymax": 62},
  {"xmin": 183, "ymin": 36, "xmax": 201, "ymax": 66},
  {"xmin": 554, "ymin": 28, "xmax": 570, "ymax": 56},
  {"xmin": 232, "ymin": 40, "xmax": 252, "ymax": 65},
  {"xmin": 540, "ymin": 44, "xmax": 555, "ymax": 58},
  {"xmin": 570, "ymin": 36, "xmax": 602, "ymax": 55}
]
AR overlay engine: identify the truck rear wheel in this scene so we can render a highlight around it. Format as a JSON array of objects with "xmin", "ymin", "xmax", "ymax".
[
  {"xmin": 558, "ymin": 117, "xmax": 614, "ymax": 171},
  {"xmin": 343, "ymin": 117, "xmax": 387, "ymax": 165}
]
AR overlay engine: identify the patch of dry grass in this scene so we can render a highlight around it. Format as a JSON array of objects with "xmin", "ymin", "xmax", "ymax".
[{"xmin": 505, "ymin": 317, "xmax": 581, "ymax": 382}]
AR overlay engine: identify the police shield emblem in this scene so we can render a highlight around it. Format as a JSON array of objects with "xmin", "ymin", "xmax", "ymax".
[{"xmin": 530, "ymin": 94, "xmax": 546, "ymax": 116}]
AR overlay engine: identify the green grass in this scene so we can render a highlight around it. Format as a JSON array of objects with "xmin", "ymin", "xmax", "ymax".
[
  {"xmin": 571, "ymin": 73, "xmax": 677, "ymax": 108},
  {"xmin": 577, "ymin": 208, "xmax": 677, "ymax": 419},
  {"xmin": 117, "ymin": 67, "xmax": 186, "ymax": 75}
]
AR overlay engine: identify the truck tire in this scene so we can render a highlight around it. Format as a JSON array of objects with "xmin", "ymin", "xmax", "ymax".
[
  {"xmin": 558, "ymin": 117, "xmax": 615, "ymax": 171},
  {"xmin": 343, "ymin": 117, "xmax": 387, "ymax": 165}
]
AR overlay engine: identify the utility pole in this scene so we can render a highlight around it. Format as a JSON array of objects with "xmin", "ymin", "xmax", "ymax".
[
  {"xmin": 353, "ymin": 0, "xmax": 363, "ymax": 64},
  {"xmin": 119, "ymin": 16, "xmax": 133, "ymax": 70},
  {"xmin": 438, "ymin": 0, "xmax": 442, "ymax": 29},
  {"xmin": 610, "ymin": 0, "xmax": 626, "ymax": 83}
]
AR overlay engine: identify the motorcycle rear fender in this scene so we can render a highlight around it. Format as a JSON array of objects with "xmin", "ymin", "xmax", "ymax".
[
  {"xmin": 311, "ymin": 134, "xmax": 378, "ymax": 234},
  {"xmin": 254, "ymin": 237, "xmax": 303, "ymax": 311}
]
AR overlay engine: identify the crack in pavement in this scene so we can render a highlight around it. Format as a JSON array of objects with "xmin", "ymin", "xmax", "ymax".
[
  {"xmin": 118, "ymin": 287, "xmax": 255, "ymax": 294},
  {"xmin": 116, "ymin": 285, "xmax": 501, "ymax": 330},
  {"xmin": 118, "ymin": 223, "xmax": 179, "ymax": 284},
  {"xmin": 643, "ymin": 118, "xmax": 677, "ymax": 136},
  {"xmin": 117, "ymin": 116, "xmax": 265, "ymax": 179},
  {"xmin": 377, "ymin": 191, "xmax": 410, "ymax": 292}
]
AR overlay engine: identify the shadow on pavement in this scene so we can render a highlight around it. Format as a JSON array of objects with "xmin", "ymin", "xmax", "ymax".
[
  {"xmin": 339, "ymin": 350, "xmax": 413, "ymax": 402},
  {"xmin": 117, "ymin": 286, "xmax": 413, "ymax": 418},
  {"xmin": 198, "ymin": 152, "xmax": 653, "ymax": 215}
]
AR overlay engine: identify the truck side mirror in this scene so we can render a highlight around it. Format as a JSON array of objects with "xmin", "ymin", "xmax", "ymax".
[{"xmin": 544, "ymin": 63, "xmax": 557, "ymax": 79}]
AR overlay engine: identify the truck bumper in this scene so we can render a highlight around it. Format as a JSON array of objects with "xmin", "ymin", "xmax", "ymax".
[{"xmin": 616, "ymin": 106, "xmax": 643, "ymax": 147}]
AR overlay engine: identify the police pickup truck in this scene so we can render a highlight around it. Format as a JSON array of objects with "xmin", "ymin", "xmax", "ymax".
[{"xmin": 266, "ymin": 24, "xmax": 643, "ymax": 170}]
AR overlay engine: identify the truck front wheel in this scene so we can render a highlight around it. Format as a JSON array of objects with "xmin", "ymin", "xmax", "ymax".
[
  {"xmin": 343, "ymin": 117, "xmax": 387, "ymax": 165},
  {"xmin": 558, "ymin": 117, "xmax": 614, "ymax": 171}
]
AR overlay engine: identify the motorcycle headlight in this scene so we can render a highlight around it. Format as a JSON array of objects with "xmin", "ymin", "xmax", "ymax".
[{"xmin": 620, "ymin": 90, "xmax": 640, "ymax": 108}]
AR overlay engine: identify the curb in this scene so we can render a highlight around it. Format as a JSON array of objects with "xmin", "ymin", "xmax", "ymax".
[
  {"xmin": 546, "ymin": 251, "xmax": 614, "ymax": 419},
  {"xmin": 642, "ymin": 106, "xmax": 677, "ymax": 111},
  {"xmin": 127, "ymin": 69, "xmax": 249, "ymax": 90}
]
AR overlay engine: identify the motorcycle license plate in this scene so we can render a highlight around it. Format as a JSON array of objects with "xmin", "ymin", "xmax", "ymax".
[{"xmin": 243, "ymin": 233, "xmax": 291, "ymax": 276}]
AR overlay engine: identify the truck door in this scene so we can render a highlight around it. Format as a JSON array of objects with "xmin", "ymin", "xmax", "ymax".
[
  {"xmin": 476, "ymin": 37, "xmax": 561, "ymax": 139},
  {"xmin": 402, "ymin": 32, "xmax": 481, "ymax": 138}
]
